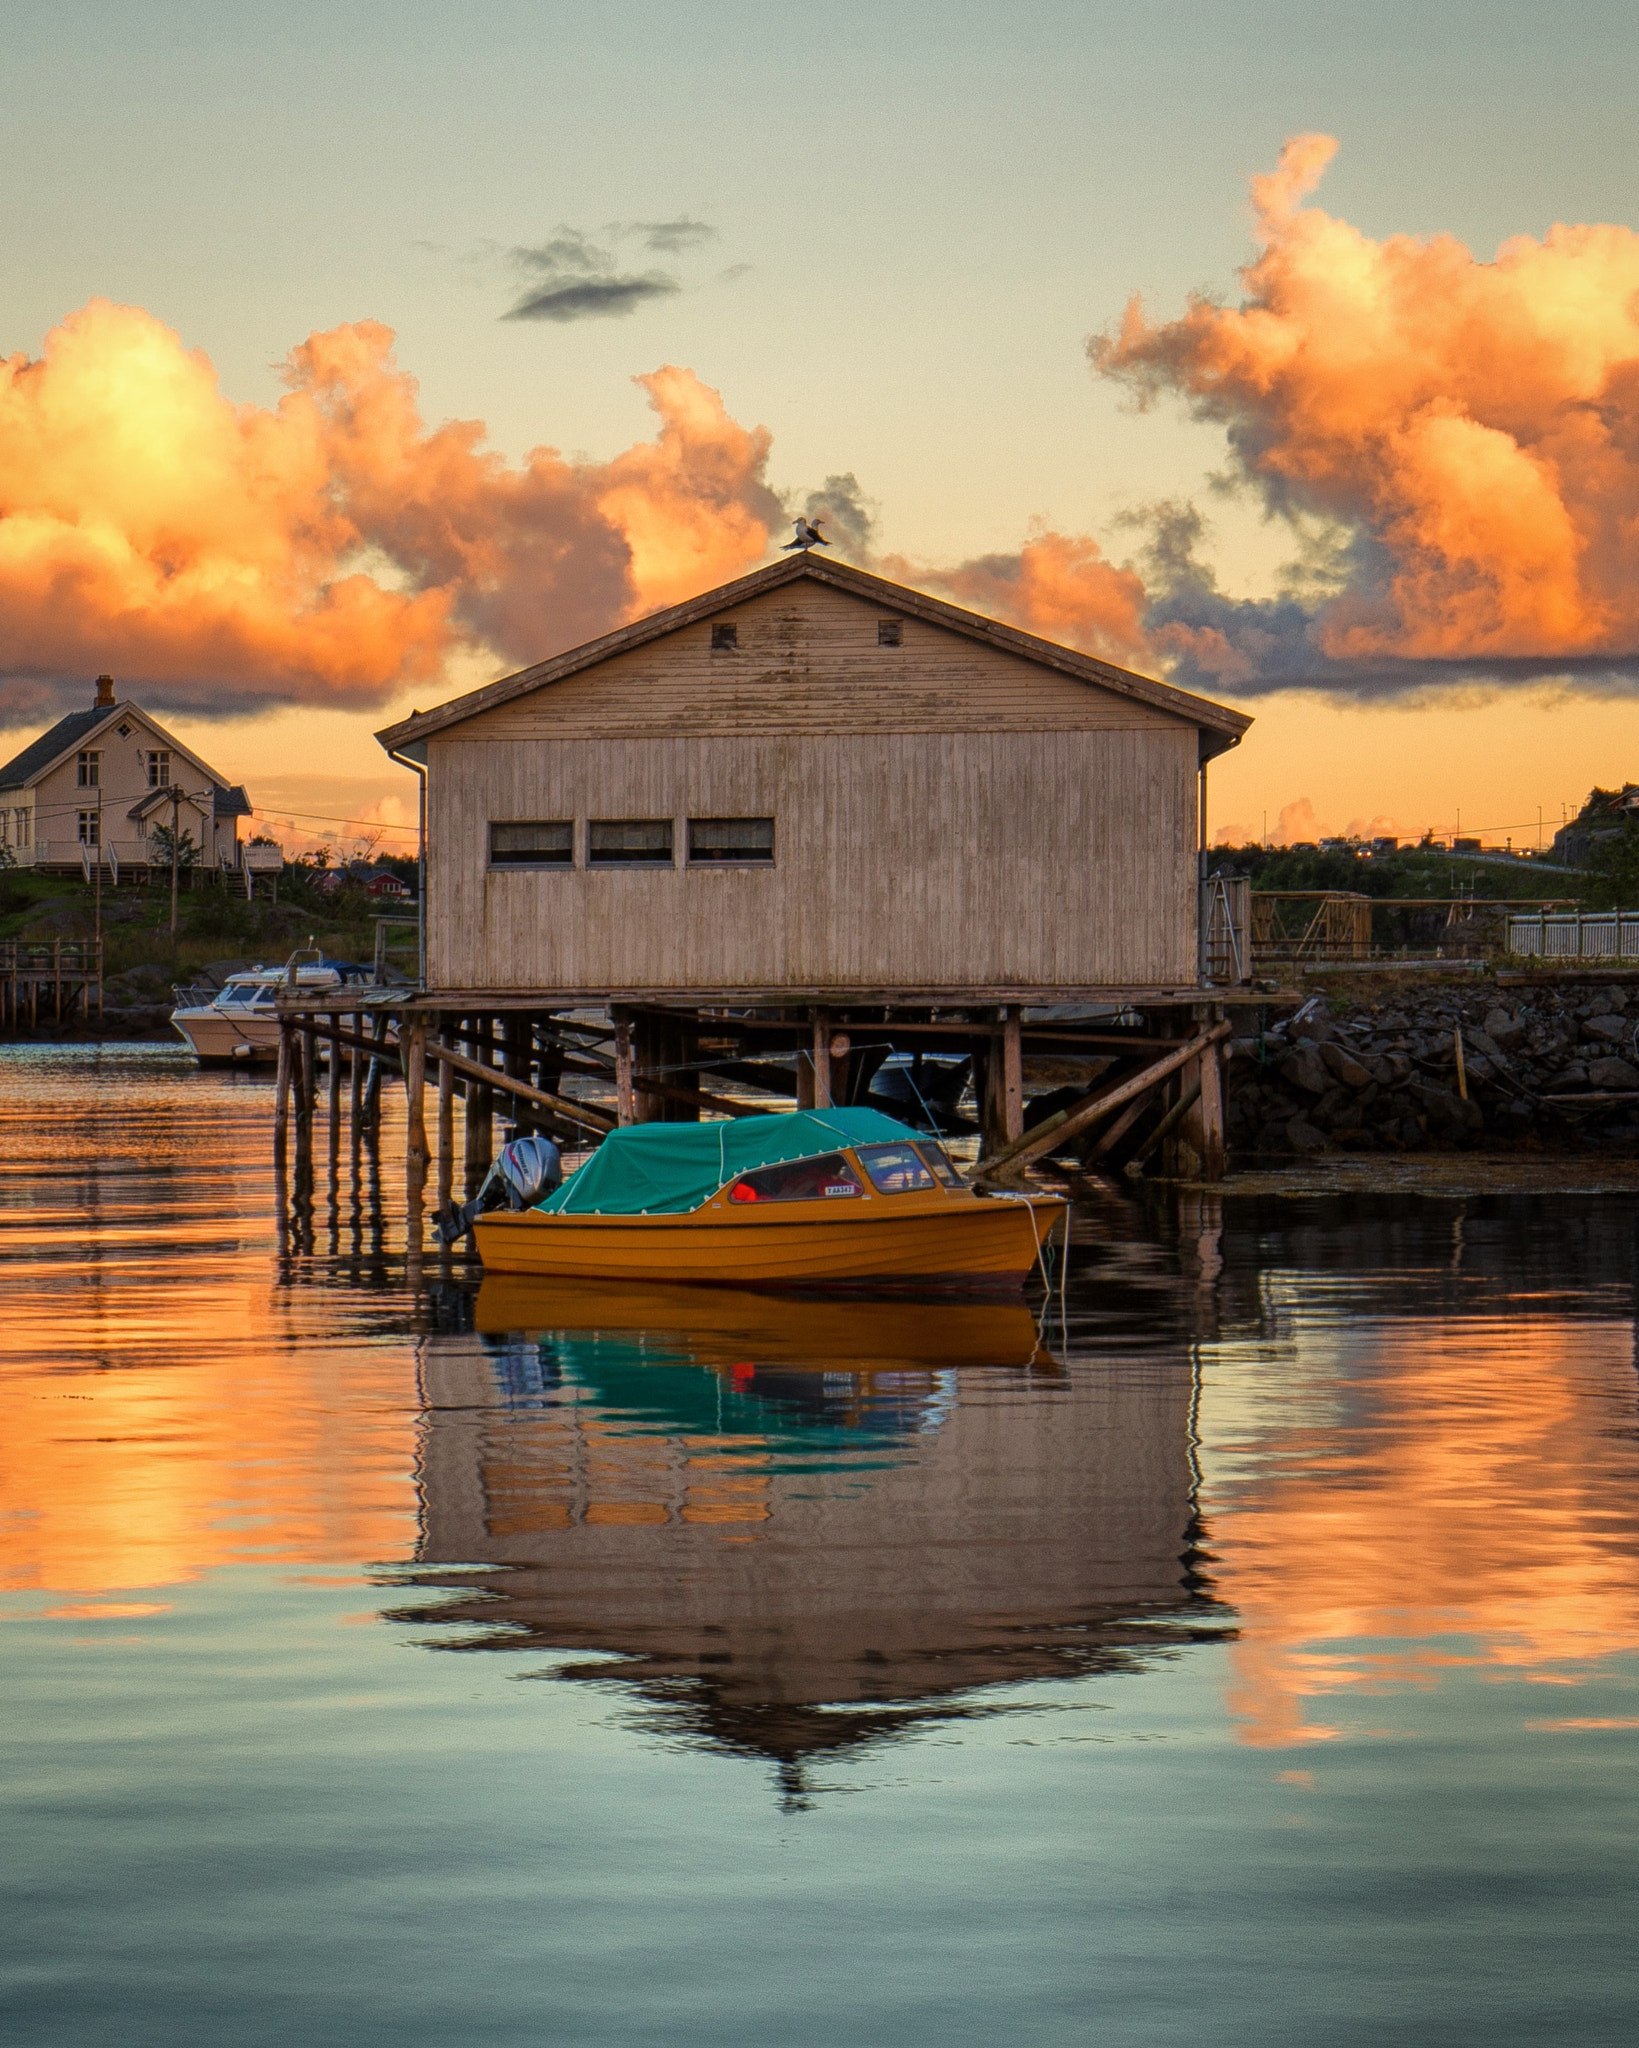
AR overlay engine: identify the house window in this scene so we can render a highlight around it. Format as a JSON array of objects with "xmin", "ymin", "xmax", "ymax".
[
  {"xmin": 687, "ymin": 817, "xmax": 774, "ymax": 865},
  {"xmin": 16, "ymin": 810, "xmax": 30, "ymax": 849},
  {"xmin": 710, "ymin": 623, "xmax": 738, "ymax": 650},
  {"xmin": 147, "ymin": 750, "xmax": 171, "ymax": 788},
  {"xmin": 76, "ymin": 750, "xmax": 101, "ymax": 787},
  {"xmin": 116, "ymin": 722, "xmax": 132, "ymax": 738},
  {"xmin": 588, "ymin": 819, "xmax": 674, "ymax": 866},
  {"xmin": 877, "ymin": 619, "xmax": 903, "ymax": 646},
  {"xmin": 78, "ymin": 811, "xmax": 100, "ymax": 848},
  {"xmin": 489, "ymin": 820, "xmax": 573, "ymax": 868}
]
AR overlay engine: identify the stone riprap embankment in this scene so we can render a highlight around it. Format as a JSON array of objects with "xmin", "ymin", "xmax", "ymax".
[{"xmin": 1227, "ymin": 981, "xmax": 1639, "ymax": 1157}]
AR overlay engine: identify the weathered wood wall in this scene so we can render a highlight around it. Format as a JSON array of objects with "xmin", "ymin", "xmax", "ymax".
[{"xmin": 426, "ymin": 581, "xmax": 1202, "ymax": 996}]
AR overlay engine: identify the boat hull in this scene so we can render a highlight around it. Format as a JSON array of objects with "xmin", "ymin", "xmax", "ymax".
[
  {"xmin": 170, "ymin": 1008, "xmax": 281, "ymax": 1062},
  {"xmin": 473, "ymin": 1192, "xmax": 1064, "ymax": 1291}
]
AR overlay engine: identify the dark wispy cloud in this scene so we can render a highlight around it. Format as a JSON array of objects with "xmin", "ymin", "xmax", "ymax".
[
  {"xmin": 622, "ymin": 217, "xmax": 716, "ymax": 254},
  {"xmin": 500, "ymin": 220, "xmax": 720, "ymax": 324}
]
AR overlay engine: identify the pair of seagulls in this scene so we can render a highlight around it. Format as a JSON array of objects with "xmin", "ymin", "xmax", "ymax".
[{"xmin": 782, "ymin": 518, "xmax": 829, "ymax": 552}]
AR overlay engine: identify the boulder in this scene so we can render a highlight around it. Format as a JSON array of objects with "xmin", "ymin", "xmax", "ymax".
[
  {"xmin": 1319, "ymin": 1042, "xmax": 1373, "ymax": 1088},
  {"xmin": 1483, "ymin": 1008, "xmax": 1524, "ymax": 1048},
  {"xmin": 1279, "ymin": 1045, "xmax": 1331, "ymax": 1096},
  {"xmin": 1581, "ymin": 1014, "xmax": 1632, "ymax": 1044},
  {"xmin": 1285, "ymin": 1117, "xmax": 1328, "ymax": 1154},
  {"xmin": 1585, "ymin": 1056, "xmax": 1639, "ymax": 1090}
]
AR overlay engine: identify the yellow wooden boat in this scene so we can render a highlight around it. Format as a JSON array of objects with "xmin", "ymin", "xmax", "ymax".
[{"xmin": 472, "ymin": 1109, "xmax": 1065, "ymax": 1291}]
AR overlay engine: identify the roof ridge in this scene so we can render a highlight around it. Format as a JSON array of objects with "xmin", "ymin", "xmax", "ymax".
[{"xmin": 376, "ymin": 554, "xmax": 1251, "ymax": 757}]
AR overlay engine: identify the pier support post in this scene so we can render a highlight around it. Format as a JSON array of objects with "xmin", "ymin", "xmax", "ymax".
[
  {"xmin": 348, "ymin": 1010, "xmax": 365, "ymax": 1136},
  {"xmin": 436, "ymin": 1026, "xmax": 455, "ymax": 1217},
  {"xmin": 274, "ymin": 1019, "xmax": 292, "ymax": 1170},
  {"xmin": 811, "ymin": 1010, "xmax": 833, "ymax": 1109},
  {"xmin": 1001, "ymin": 1005, "xmax": 1024, "ymax": 1143},
  {"xmin": 463, "ymin": 1016, "xmax": 493, "ymax": 1196},
  {"xmin": 613, "ymin": 1008, "xmax": 636, "ymax": 1125},
  {"xmin": 326, "ymin": 1012, "xmax": 342, "ymax": 1170},
  {"xmin": 1196, "ymin": 1033, "xmax": 1226, "ymax": 1182},
  {"xmin": 404, "ymin": 1016, "xmax": 429, "ymax": 1253},
  {"xmin": 295, "ymin": 1024, "xmax": 315, "ymax": 1183}
]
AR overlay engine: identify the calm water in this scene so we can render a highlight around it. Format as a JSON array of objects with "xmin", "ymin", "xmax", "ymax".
[{"xmin": 3, "ymin": 1045, "xmax": 1638, "ymax": 2046}]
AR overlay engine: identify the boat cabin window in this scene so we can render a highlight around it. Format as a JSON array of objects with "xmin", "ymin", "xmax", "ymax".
[
  {"xmin": 727, "ymin": 1152, "xmax": 862, "ymax": 1203},
  {"xmin": 913, "ymin": 1142, "xmax": 965, "ymax": 1189},
  {"xmin": 856, "ymin": 1143, "xmax": 937, "ymax": 1194},
  {"xmin": 588, "ymin": 818, "xmax": 673, "ymax": 866},
  {"xmin": 490, "ymin": 820, "xmax": 573, "ymax": 868}
]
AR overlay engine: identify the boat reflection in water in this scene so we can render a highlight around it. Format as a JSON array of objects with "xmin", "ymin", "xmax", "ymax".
[{"xmin": 408, "ymin": 1277, "xmax": 1217, "ymax": 1804}]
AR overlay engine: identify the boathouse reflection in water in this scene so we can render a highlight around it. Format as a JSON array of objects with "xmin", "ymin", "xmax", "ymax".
[{"xmin": 405, "ymin": 1279, "xmax": 1220, "ymax": 1804}]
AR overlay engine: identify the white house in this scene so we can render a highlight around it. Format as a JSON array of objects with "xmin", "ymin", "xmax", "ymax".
[{"xmin": 0, "ymin": 675, "xmax": 252, "ymax": 878}]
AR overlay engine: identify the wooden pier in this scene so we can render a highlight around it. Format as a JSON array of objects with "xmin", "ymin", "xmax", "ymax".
[
  {"xmin": 1, "ymin": 939, "xmax": 103, "ymax": 1031},
  {"xmin": 271, "ymin": 991, "xmax": 1245, "ymax": 1269}
]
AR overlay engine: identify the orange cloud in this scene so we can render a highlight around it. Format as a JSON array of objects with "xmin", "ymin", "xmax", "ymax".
[
  {"xmin": 0, "ymin": 304, "xmax": 780, "ymax": 719},
  {"xmin": 882, "ymin": 530, "xmax": 1151, "ymax": 666},
  {"xmin": 1097, "ymin": 135, "xmax": 1639, "ymax": 688}
]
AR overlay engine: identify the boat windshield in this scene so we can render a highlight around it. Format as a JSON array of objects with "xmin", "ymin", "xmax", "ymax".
[
  {"xmin": 727, "ymin": 1152, "xmax": 863, "ymax": 1204},
  {"xmin": 856, "ymin": 1143, "xmax": 937, "ymax": 1194},
  {"xmin": 913, "ymin": 1142, "xmax": 966, "ymax": 1189},
  {"xmin": 215, "ymin": 985, "xmax": 259, "ymax": 1008}
]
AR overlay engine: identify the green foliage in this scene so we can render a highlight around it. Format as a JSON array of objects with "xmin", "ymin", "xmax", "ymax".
[
  {"xmin": 1213, "ymin": 844, "xmax": 1576, "ymax": 905},
  {"xmin": 149, "ymin": 824, "xmax": 198, "ymax": 870},
  {"xmin": 1579, "ymin": 819, "xmax": 1639, "ymax": 909}
]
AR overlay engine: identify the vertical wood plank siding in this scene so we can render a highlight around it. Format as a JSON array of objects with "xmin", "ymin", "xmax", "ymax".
[
  {"xmin": 429, "ymin": 726, "xmax": 1198, "ymax": 992},
  {"xmin": 421, "ymin": 580, "xmax": 1207, "ymax": 995}
]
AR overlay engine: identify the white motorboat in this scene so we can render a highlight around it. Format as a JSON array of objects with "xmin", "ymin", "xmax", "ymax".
[{"xmin": 170, "ymin": 953, "xmax": 372, "ymax": 1064}]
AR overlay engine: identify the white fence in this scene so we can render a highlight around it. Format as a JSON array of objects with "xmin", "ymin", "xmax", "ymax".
[{"xmin": 1507, "ymin": 912, "xmax": 1639, "ymax": 959}]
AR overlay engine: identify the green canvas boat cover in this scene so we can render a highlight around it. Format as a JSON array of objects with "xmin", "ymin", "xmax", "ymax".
[{"xmin": 537, "ymin": 1108, "xmax": 925, "ymax": 1217}]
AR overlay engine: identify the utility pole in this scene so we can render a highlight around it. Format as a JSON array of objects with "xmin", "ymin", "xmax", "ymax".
[{"xmin": 168, "ymin": 789, "xmax": 210, "ymax": 937}]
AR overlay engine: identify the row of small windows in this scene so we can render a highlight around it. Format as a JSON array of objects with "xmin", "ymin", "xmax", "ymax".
[
  {"xmin": 0, "ymin": 810, "xmax": 31, "ymax": 848},
  {"xmin": 709, "ymin": 618, "xmax": 902, "ymax": 650},
  {"xmin": 76, "ymin": 748, "xmax": 171, "ymax": 788},
  {"xmin": 489, "ymin": 817, "xmax": 775, "ymax": 869}
]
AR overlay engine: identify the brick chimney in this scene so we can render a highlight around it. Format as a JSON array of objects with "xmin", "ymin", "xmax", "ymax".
[{"xmin": 94, "ymin": 674, "xmax": 116, "ymax": 708}]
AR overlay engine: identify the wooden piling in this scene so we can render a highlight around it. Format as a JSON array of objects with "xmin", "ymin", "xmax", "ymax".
[
  {"xmin": 1001, "ymin": 1005, "xmax": 1024, "ymax": 1143},
  {"xmin": 811, "ymin": 1010, "xmax": 833, "ymax": 1109},
  {"xmin": 1196, "ymin": 1034, "xmax": 1226, "ymax": 1181},
  {"xmin": 348, "ymin": 1009, "xmax": 365, "ymax": 1135},
  {"xmin": 614, "ymin": 1008, "xmax": 636, "ymax": 1124},
  {"xmin": 462, "ymin": 1017, "xmax": 491, "ymax": 1196},
  {"xmin": 404, "ymin": 1016, "xmax": 429, "ymax": 1248},
  {"xmin": 436, "ymin": 1031, "xmax": 455, "ymax": 1215},
  {"xmin": 326, "ymin": 1012, "xmax": 342, "ymax": 1168},
  {"xmin": 295, "ymin": 1023, "xmax": 315, "ymax": 1182},
  {"xmin": 273, "ymin": 1019, "xmax": 292, "ymax": 1169}
]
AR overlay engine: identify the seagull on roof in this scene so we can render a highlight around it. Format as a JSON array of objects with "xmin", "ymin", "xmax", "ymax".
[{"xmin": 782, "ymin": 517, "xmax": 829, "ymax": 551}]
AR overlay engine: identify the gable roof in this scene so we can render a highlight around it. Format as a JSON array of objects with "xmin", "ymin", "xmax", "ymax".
[
  {"xmin": 375, "ymin": 554, "xmax": 1252, "ymax": 763},
  {"xmin": 0, "ymin": 696, "xmax": 246, "ymax": 801},
  {"xmin": 0, "ymin": 707, "xmax": 112, "ymax": 791}
]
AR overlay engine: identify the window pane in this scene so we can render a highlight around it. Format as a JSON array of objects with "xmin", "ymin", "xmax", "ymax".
[
  {"xmin": 727, "ymin": 1152, "xmax": 862, "ymax": 1203},
  {"xmin": 588, "ymin": 818, "xmax": 673, "ymax": 864},
  {"xmin": 490, "ymin": 820, "xmax": 572, "ymax": 866},
  {"xmin": 856, "ymin": 1143, "xmax": 936, "ymax": 1194},
  {"xmin": 913, "ymin": 1142, "xmax": 965, "ymax": 1189},
  {"xmin": 688, "ymin": 817, "xmax": 774, "ymax": 863}
]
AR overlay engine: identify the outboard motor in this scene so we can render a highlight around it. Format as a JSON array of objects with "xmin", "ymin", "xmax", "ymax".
[{"xmin": 437, "ymin": 1132, "xmax": 563, "ymax": 1245}]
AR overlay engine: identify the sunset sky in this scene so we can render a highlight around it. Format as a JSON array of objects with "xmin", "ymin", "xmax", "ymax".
[{"xmin": 6, "ymin": 0, "xmax": 1639, "ymax": 850}]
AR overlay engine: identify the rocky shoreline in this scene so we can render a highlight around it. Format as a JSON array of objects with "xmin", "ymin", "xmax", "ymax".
[{"xmin": 1227, "ymin": 978, "xmax": 1639, "ymax": 1157}]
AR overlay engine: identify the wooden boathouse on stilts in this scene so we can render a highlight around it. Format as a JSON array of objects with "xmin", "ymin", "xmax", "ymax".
[{"xmin": 271, "ymin": 554, "xmax": 1255, "ymax": 1265}]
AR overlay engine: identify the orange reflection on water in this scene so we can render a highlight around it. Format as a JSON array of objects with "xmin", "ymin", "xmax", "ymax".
[
  {"xmin": 1, "ymin": 1229, "xmax": 417, "ymax": 1599},
  {"xmin": 1203, "ymin": 1313, "xmax": 1639, "ymax": 1746}
]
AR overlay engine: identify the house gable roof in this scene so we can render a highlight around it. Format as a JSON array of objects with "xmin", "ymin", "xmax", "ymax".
[
  {"xmin": 375, "ymin": 554, "xmax": 1252, "ymax": 762},
  {"xmin": 0, "ymin": 697, "xmax": 247, "ymax": 802},
  {"xmin": 0, "ymin": 707, "xmax": 113, "ymax": 791}
]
